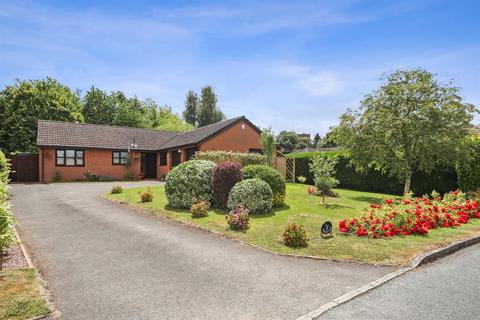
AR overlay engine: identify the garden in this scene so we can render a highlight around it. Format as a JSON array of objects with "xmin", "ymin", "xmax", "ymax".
[{"xmin": 106, "ymin": 155, "xmax": 480, "ymax": 266}]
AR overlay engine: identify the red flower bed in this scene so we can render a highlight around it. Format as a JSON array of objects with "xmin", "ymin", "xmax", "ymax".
[{"xmin": 338, "ymin": 191, "xmax": 480, "ymax": 238}]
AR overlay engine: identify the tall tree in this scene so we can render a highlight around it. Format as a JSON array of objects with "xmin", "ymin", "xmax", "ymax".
[
  {"xmin": 83, "ymin": 86, "xmax": 116, "ymax": 125},
  {"xmin": 312, "ymin": 133, "xmax": 321, "ymax": 148},
  {"xmin": 335, "ymin": 69, "xmax": 477, "ymax": 195},
  {"xmin": 0, "ymin": 78, "xmax": 83, "ymax": 154},
  {"xmin": 261, "ymin": 127, "xmax": 276, "ymax": 166},
  {"xmin": 197, "ymin": 86, "xmax": 225, "ymax": 127},
  {"xmin": 276, "ymin": 131, "xmax": 299, "ymax": 153},
  {"xmin": 112, "ymin": 93, "xmax": 147, "ymax": 128},
  {"xmin": 183, "ymin": 90, "xmax": 198, "ymax": 126}
]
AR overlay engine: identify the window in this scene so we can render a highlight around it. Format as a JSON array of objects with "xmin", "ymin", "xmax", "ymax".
[
  {"xmin": 159, "ymin": 152, "xmax": 167, "ymax": 166},
  {"xmin": 249, "ymin": 148, "xmax": 263, "ymax": 154},
  {"xmin": 112, "ymin": 151, "xmax": 129, "ymax": 165},
  {"xmin": 56, "ymin": 149, "xmax": 84, "ymax": 166}
]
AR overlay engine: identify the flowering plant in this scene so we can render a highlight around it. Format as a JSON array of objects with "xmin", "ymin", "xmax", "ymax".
[
  {"xmin": 190, "ymin": 201, "xmax": 210, "ymax": 218},
  {"xmin": 339, "ymin": 190, "xmax": 480, "ymax": 238},
  {"xmin": 282, "ymin": 223, "xmax": 308, "ymax": 247},
  {"xmin": 138, "ymin": 188, "xmax": 153, "ymax": 203},
  {"xmin": 226, "ymin": 205, "xmax": 250, "ymax": 231}
]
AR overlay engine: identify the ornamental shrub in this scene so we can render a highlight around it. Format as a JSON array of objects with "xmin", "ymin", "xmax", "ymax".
[
  {"xmin": 242, "ymin": 165, "xmax": 286, "ymax": 206},
  {"xmin": 226, "ymin": 205, "xmax": 250, "ymax": 230},
  {"xmin": 165, "ymin": 160, "xmax": 215, "ymax": 209},
  {"xmin": 195, "ymin": 150, "xmax": 268, "ymax": 167},
  {"xmin": 212, "ymin": 161, "xmax": 243, "ymax": 208},
  {"xmin": 0, "ymin": 151, "xmax": 15, "ymax": 270},
  {"xmin": 110, "ymin": 185, "xmax": 123, "ymax": 194},
  {"xmin": 296, "ymin": 176, "xmax": 307, "ymax": 183},
  {"xmin": 227, "ymin": 178, "xmax": 273, "ymax": 213},
  {"xmin": 190, "ymin": 201, "xmax": 210, "ymax": 218},
  {"xmin": 282, "ymin": 223, "xmax": 308, "ymax": 247},
  {"xmin": 138, "ymin": 188, "xmax": 153, "ymax": 203}
]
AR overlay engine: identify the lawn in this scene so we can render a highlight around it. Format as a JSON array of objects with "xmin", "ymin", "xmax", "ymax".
[
  {"xmin": 0, "ymin": 268, "xmax": 50, "ymax": 320},
  {"xmin": 106, "ymin": 183, "xmax": 480, "ymax": 265}
]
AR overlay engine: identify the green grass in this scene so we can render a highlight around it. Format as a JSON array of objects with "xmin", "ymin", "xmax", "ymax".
[
  {"xmin": 0, "ymin": 268, "xmax": 50, "ymax": 320},
  {"xmin": 105, "ymin": 183, "xmax": 480, "ymax": 265}
]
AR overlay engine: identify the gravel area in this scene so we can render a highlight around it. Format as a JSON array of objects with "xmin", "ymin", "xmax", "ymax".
[{"xmin": 2, "ymin": 243, "xmax": 28, "ymax": 270}]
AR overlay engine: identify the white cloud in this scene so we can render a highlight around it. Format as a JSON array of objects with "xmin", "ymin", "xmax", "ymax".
[{"xmin": 274, "ymin": 63, "xmax": 344, "ymax": 96}]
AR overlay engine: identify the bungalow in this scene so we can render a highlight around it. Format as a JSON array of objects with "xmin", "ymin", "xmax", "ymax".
[{"xmin": 37, "ymin": 116, "xmax": 262, "ymax": 182}]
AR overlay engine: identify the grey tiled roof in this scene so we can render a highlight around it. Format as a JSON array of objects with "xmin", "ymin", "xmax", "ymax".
[
  {"xmin": 37, "ymin": 120, "xmax": 179, "ymax": 151},
  {"xmin": 37, "ymin": 116, "xmax": 259, "ymax": 151}
]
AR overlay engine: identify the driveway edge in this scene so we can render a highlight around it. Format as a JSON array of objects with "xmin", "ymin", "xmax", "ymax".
[
  {"xmin": 14, "ymin": 226, "xmax": 58, "ymax": 320},
  {"xmin": 296, "ymin": 234, "xmax": 480, "ymax": 320},
  {"xmin": 104, "ymin": 196, "xmax": 392, "ymax": 267}
]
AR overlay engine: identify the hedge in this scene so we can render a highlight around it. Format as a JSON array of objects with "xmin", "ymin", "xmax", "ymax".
[
  {"xmin": 242, "ymin": 165, "xmax": 286, "ymax": 206},
  {"xmin": 195, "ymin": 150, "xmax": 268, "ymax": 167},
  {"xmin": 456, "ymin": 136, "xmax": 480, "ymax": 192},
  {"xmin": 288, "ymin": 150, "xmax": 458, "ymax": 195}
]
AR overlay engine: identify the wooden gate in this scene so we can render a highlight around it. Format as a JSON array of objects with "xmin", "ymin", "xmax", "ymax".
[
  {"xmin": 10, "ymin": 153, "xmax": 39, "ymax": 182},
  {"xmin": 275, "ymin": 152, "xmax": 295, "ymax": 182}
]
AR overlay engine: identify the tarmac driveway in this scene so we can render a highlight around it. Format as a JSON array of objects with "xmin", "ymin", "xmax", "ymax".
[{"xmin": 10, "ymin": 182, "xmax": 394, "ymax": 320}]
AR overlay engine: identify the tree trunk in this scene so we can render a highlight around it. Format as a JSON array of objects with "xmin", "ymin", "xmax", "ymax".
[
  {"xmin": 403, "ymin": 170, "xmax": 412, "ymax": 195},
  {"xmin": 0, "ymin": 250, "xmax": 3, "ymax": 271}
]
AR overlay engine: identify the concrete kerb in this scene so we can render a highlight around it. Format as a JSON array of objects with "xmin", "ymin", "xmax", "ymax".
[{"xmin": 296, "ymin": 234, "xmax": 480, "ymax": 320}]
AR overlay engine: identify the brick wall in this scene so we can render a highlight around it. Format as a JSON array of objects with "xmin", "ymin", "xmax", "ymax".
[
  {"xmin": 199, "ymin": 119, "xmax": 261, "ymax": 152},
  {"xmin": 39, "ymin": 148, "xmax": 141, "ymax": 182}
]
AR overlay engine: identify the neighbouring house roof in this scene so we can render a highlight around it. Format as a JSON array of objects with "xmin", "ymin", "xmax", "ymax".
[
  {"xmin": 159, "ymin": 116, "xmax": 260, "ymax": 150},
  {"xmin": 37, "ymin": 116, "xmax": 260, "ymax": 151},
  {"xmin": 37, "ymin": 120, "xmax": 178, "ymax": 151}
]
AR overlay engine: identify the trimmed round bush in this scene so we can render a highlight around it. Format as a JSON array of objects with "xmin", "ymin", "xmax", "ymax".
[
  {"xmin": 165, "ymin": 160, "xmax": 215, "ymax": 208},
  {"xmin": 212, "ymin": 161, "xmax": 243, "ymax": 208},
  {"xmin": 242, "ymin": 165, "xmax": 286, "ymax": 206},
  {"xmin": 227, "ymin": 178, "xmax": 273, "ymax": 213}
]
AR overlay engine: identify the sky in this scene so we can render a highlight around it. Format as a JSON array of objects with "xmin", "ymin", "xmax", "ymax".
[{"xmin": 1, "ymin": 0, "xmax": 479, "ymax": 135}]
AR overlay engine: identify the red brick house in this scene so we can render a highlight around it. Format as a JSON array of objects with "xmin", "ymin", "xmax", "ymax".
[{"xmin": 36, "ymin": 116, "xmax": 262, "ymax": 182}]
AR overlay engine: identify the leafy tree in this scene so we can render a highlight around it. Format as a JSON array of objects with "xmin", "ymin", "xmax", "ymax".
[
  {"xmin": 261, "ymin": 127, "xmax": 276, "ymax": 166},
  {"xmin": 317, "ymin": 129, "xmax": 338, "ymax": 148},
  {"xmin": 309, "ymin": 155, "xmax": 339, "ymax": 203},
  {"xmin": 335, "ymin": 69, "xmax": 477, "ymax": 195},
  {"xmin": 183, "ymin": 90, "xmax": 198, "ymax": 126},
  {"xmin": 276, "ymin": 131, "xmax": 299, "ymax": 153},
  {"xmin": 0, "ymin": 78, "xmax": 83, "ymax": 154},
  {"xmin": 112, "ymin": 93, "xmax": 147, "ymax": 128},
  {"xmin": 83, "ymin": 86, "xmax": 116, "ymax": 125},
  {"xmin": 197, "ymin": 86, "xmax": 225, "ymax": 127},
  {"xmin": 295, "ymin": 136, "xmax": 311, "ymax": 150},
  {"xmin": 155, "ymin": 106, "xmax": 193, "ymax": 132}
]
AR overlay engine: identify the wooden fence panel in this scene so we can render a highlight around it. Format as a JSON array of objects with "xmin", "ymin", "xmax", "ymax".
[{"xmin": 10, "ymin": 153, "xmax": 39, "ymax": 182}]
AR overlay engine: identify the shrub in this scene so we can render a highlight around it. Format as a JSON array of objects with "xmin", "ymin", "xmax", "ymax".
[
  {"xmin": 52, "ymin": 170, "xmax": 62, "ymax": 182},
  {"xmin": 226, "ymin": 205, "xmax": 250, "ymax": 230},
  {"xmin": 190, "ymin": 201, "xmax": 210, "ymax": 218},
  {"xmin": 296, "ymin": 176, "xmax": 307, "ymax": 183},
  {"xmin": 212, "ymin": 161, "xmax": 243, "ymax": 208},
  {"xmin": 123, "ymin": 171, "xmax": 136, "ymax": 181},
  {"xmin": 0, "ymin": 151, "xmax": 14, "ymax": 270},
  {"xmin": 84, "ymin": 171, "xmax": 100, "ymax": 181},
  {"xmin": 165, "ymin": 160, "xmax": 215, "ymax": 208},
  {"xmin": 110, "ymin": 185, "xmax": 123, "ymax": 194},
  {"xmin": 138, "ymin": 188, "xmax": 153, "ymax": 202},
  {"xmin": 227, "ymin": 178, "xmax": 273, "ymax": 213},
  {"xmin": 195, "ymin": 150, "xmax": 268, "ymax": 167},
  {"xmin": 338, "ymin": 190, "xmax": 480, "ymax": 238},
  {"xmin": 282, "ymin": 223, "xmax": 308, "ymax": 247},
  {"xmin": 242, "ymin": 165, "xmax": 286, "ymax": 206}
]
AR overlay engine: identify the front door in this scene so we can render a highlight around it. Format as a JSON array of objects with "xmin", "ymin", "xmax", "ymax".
[{"xmin": 141, "ymin": 153, "xmax": 157, "ymax": 179}]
